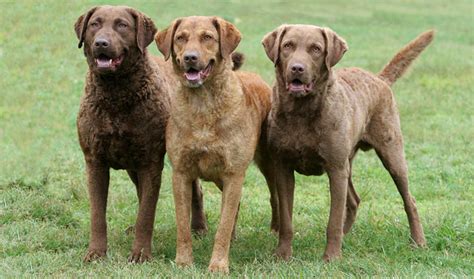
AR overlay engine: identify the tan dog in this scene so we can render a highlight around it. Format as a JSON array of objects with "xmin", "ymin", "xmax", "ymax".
[
  {"xmin": 262, "ymin": 25, "xmax": 433, "ymax": 261},
  {"xmin": 155, "ymin": 16, "xmax": 277, "ymax": 273},
  {"xmin": 74, "ymin": 6, "xmax": 206, "ymax": 263}
]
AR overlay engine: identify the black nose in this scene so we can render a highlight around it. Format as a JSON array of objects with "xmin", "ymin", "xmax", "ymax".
[
  {"xmin": 291, "ymin": 63, "xmax": 305, "ymax": 73},
  {"xmin": 94, "ymin": 38, "xmax": 110, "ymax": 48},
  {"xmin": 183, "ymin": 51, "xmax": 199, "ymax": 63}
]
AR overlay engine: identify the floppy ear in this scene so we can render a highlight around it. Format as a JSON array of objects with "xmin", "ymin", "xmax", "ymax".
[
  {"xmin": 322, "ymin": 27, "xmax": 348, "ymax": 69},
  {"xmin": 212, "ymin": 17, "xmax": 241, "ymax": 58},
  {"xmin": 127, "ymin": 9, "xmax": 157, "ymax": 54},
  {"xmin": 74, "ymin": 6, "xmax": 98, "ymax": 49},
  {"xmin": 155, "ymin": 19, "xmax": 182, "ymax": 61},
  {"xmin": 261, "ymin": 25, "xmax": 288, "ymax": 66}
]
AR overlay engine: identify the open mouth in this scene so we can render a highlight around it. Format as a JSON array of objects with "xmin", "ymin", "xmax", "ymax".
[
  {"xmin": 95, "ymin": 54, "xmax": 124, "ymax": 70},
  {"xmin": 184, "ymin": 60, "xmax": 214, "ymax": 86},
  {"xmin": 287, "ymin": 78, "xmax": 314, "ymax": 94}
]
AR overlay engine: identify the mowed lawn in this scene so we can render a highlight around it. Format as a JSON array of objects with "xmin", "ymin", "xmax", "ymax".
[{"xmin": 1, "ymin": 0, "xmax": 473, "ymax": 277}]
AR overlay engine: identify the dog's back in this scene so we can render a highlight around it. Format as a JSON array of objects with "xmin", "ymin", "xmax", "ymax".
[
  {"xmin": 237, "ymin": 71, "xmax": 272, "ymax": 124},
  {"xmin": 333, "ymin": 30, "xmax": 435, "ymax": 143}
]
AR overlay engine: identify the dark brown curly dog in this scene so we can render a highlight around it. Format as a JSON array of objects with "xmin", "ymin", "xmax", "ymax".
[
  {"xmin": 262, "ymin": 25, "xmax": 433, "ymax": 261},
  {"xmin": 74, "ymin": 5, "xmax": 206, "ymax": 263}
]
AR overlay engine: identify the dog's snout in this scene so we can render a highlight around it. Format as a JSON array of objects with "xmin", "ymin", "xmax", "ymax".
[
  {"xmin": 94, "ymin": 38, "xmax": 110, "ymax": 48},
  {"xmin": 291, "ymin": 63, "xmax": 305, "ymax": 74},
  {"xmin": 184, "ymin": 51, "xmax": 199, "ymax": 63}
]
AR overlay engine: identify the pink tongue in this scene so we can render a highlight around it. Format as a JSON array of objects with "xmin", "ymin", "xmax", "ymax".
[
  {"xmin": 97, "ymin": 58, "xmax": 112, "ymax": 68},
  {"xmin": 185, "ymin": 71, "xmax": 201, "ymax": 81},
  {"xmin": 289, "ymin": 83, "xmax": 305, "ymax": 91}
]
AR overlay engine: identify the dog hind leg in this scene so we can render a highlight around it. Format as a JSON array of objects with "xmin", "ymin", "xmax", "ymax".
[
  {"xmin": 343, "ymin": 162, "xmax": 360, "ymax": 234},
  {"xmin": 374, "ymin": 141, "xmax": 426, "ymax": 247},
  {"xmin": 191, "ymin": 180, "xmax": 208, "ymax": 236}
]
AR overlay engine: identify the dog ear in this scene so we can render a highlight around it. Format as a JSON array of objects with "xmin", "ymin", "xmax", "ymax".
[
  {"xmin": 128, "ymin": 9, "xmax": 157, "ymax": 54},
  {"xmin": 74, "ymin": 6, "xmax": 98, "ymax": 49},
  {"xmin": 262, "ymin": 25, "xmax": 288, "ymax": 66},
  {"xmin": 155, "ymin": 19, "xmax": 182, "ymax": 61},
  {"xmin": 322, "ymin": 27, "xmax": 348, "ymax": 69},
  {"xmin": 212, "ymin": 17, "xmax": 241, "ymax": 59}
]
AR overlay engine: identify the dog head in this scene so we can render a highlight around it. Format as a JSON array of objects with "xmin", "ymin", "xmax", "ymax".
[
  {"xmin": 155, "ymin": 16, "xmax": 241, "ymax": 88},
  {"xmin": 74, "ymin": 5, "xmax": 157, "ymax": 75},
  {"xmin": 262, "ymin": 24, "xmax": 347, "ymax": 97}
]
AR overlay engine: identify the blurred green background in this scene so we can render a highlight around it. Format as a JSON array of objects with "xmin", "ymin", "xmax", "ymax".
[{"xmin": 1, "ymin": 0, "xmax": 472, "ymax": 277}]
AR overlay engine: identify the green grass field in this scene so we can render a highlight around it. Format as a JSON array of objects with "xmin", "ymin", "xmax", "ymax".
[{"xmin": 1, "ymin": 0, "xmax": 473, "ymax": 277}]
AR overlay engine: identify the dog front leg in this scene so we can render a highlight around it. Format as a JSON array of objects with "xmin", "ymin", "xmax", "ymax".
[
  {"xmin": 84, "ymin": 161, "xmax": 110, "ymax": 262},
  {"xmin": 323, "ymin": 163, "xmax": 349, "ymax": 262},
  {"xmin": 208, "ymin": 174, "xmax": 245, "ymax": 273},
  {"xmin": 128, "ymin": 162, "xmax": 163, "ymax": 263},
  {"xmin": 172, "ymin": 171, "xmax": 194, "ymax": 267}
]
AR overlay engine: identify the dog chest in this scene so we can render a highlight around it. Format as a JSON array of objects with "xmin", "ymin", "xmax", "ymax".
[
  {"xmin": 269, "ymin": 121, "xmax": 326, "ymax": 176},
  {"xmin": 280, "ymin": 144, "xmax": 325, "ymax": 176},
  {"xmin": 169, "ymin": 124, "xmax": 255, "ymax": 181},
  {"xmin": 172, "ymin": 142, "xmax": 229, "ymax": 181},
  {"xmin": 78, "ymin": 111, "xmax": 165, "ymax": 170},
  {"xmin": 103, "ymin": 130, "xmax": 150, "ymax": 170}
]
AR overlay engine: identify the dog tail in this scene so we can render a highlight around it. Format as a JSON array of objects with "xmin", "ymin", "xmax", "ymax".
[
  {"xmin": 231, "ymin": 52, "xmax": 245, "ymax": 71},
  {"xmin": 378, "ymin": 30, "xmax": 435, "ymax": 86}
]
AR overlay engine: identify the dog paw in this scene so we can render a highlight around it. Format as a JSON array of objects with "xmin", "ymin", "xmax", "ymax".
[
  {"xmin": 274, "ymin": 245, "xmax": 292, "ymax": 261},
  {"xmin": 175, "ymin": 254, "xmax": 193, "ymax": 267},
  {"xmin": 128, "ymin": 249, "xmax": 152, "ymax": 264},
  {"xmin": 270, "ymin": 221, "xmax": 279, "ymax": 235},
  {"xmin": 322, "ymin": 250, "xmax": 342, "ymax": 263},
  {"xmin": 191, "ymin": 224, "xmax": 208, "ymax": 237},
  {"xmin": 208, "ymin": 259, "xmax": 229, "ymax": 274},
  {"xmin": 343, "ymin": 214, "xmax": 357, "ymax": 235},
  {"xmin": 231, "ymin": 229, "xmax": 238, "ymax": 241},
  {"xmin": 124, "ymin": 225, "xmax": 135, "ymax": 235},
  {"xmin": 411, "ymin": 236, "xmax": 427, "ymax": 248},
  {"xmin": 83, "ymin": 249, "xmax": 106, "ymax": 262}
]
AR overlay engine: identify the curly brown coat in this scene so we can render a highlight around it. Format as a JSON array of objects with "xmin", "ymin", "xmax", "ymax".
[
  {"xmin": 262, "ymin": 25, "xmax": 433, "ymax": 262},
  {"xmin": 74, "ymin": 6, "xmax": 205, "ymax": 264},
  {"xmin": 155, "ymin": 16, "xmax": 277, "ymax": 273}
]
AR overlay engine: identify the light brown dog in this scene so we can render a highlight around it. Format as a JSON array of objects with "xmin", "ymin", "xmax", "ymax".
[
  {"xmin": 74, "ymin": 6, "xmax": 206, "ymax": 263},
  {"xmin": 262, "ymin": 25, "xmax": 433, "ymax": 261},
  {"xmin": 155, "ymin": 16, "xmax": 277, "ymax": 273}
]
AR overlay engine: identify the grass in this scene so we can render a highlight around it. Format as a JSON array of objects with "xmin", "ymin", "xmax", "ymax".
[{"xmin": 1, "ymin": 0, "xmax": 473, "ymax": 277}]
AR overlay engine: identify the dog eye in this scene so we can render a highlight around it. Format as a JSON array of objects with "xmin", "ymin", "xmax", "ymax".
[
  {"xmin": 283, "ymin": 42, "xmax": 293, "ymax": 49},
  {"xmin": 311, "ymin": 45, "xmax": 322, "ymax": 54},
  {"xmin": 203, "ymin": 34, "xmax": 213, "ymax": 41},
  {"xmin": 176, "ymin": 35, "xmax": 185, "ymax": 42},
  {"xmin": 118, "ymin": 23, "xmax": 128, "ymax": 28},
  {"xmin": 90, "ymin": 22, "xmax": 99, "ymax": 28}
]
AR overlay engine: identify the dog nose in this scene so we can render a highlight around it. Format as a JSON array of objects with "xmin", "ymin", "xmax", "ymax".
[
  {"xmin": 184, "ymin": 51, "xmax": 199, "ymax": 63},
  {"xmin": 94, "ymin": 38, "xmax": 110, "ymax": 48},
  {"xmin": 291, "ymin": 63, "xmax": 305, "ymax": 74}
]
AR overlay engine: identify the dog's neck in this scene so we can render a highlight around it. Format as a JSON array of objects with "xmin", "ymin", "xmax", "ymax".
[{"xmin": 273, "ymin": 68, "xmax": 335, "ymax": 118}]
